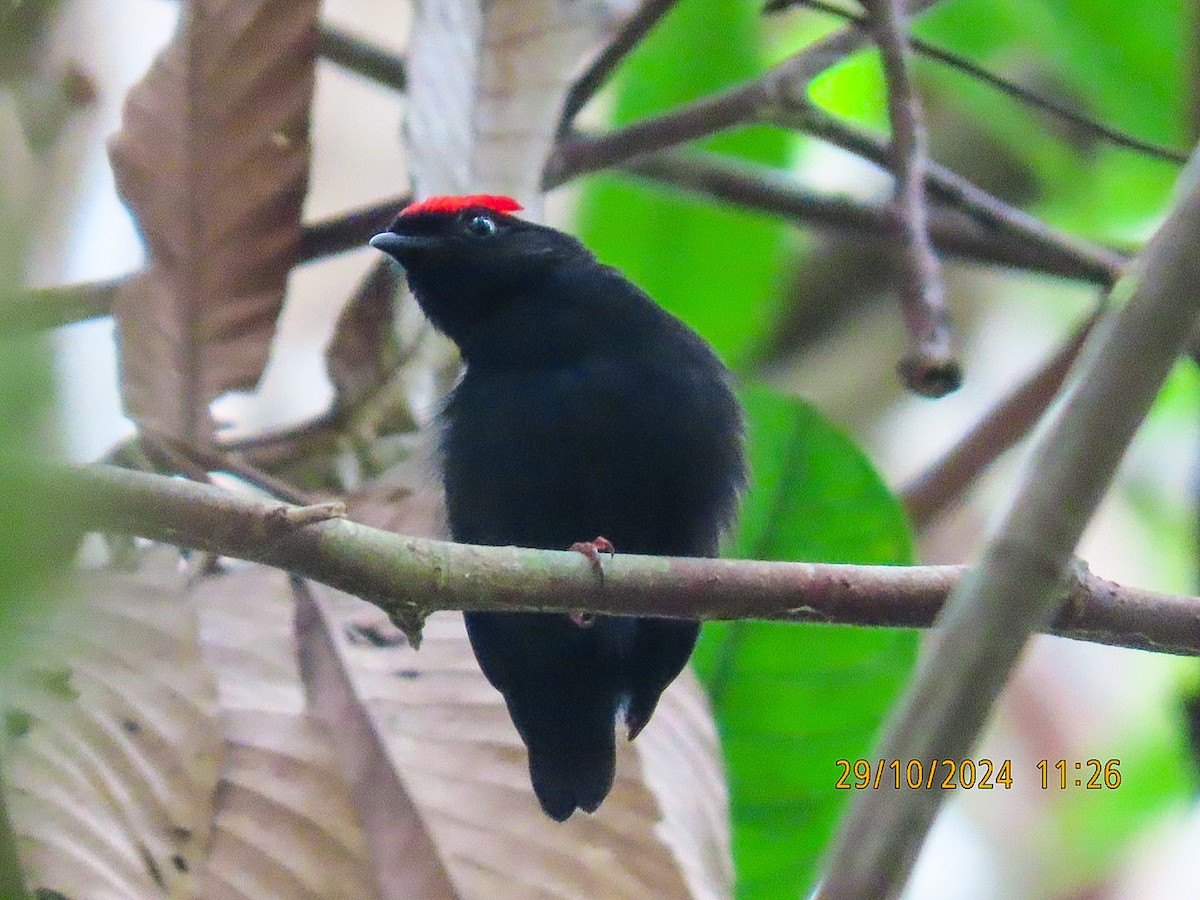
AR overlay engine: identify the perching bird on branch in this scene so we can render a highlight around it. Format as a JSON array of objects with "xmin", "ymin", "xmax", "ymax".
[{"xmin": 371, "ymin": 195, "xmax": 744, "ymax": 820}]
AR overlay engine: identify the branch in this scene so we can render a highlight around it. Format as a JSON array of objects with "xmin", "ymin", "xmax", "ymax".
[
  {"xmin": 866, "ymin": 0, "xmax": 958, "ymax": 396},
  {"xmin": 541, "ymin": 0, "xmax": 945, "ymax": 188},
  {"xmin": 772, "ymin": 103, "xmax": 1130, "ymax": 284},
  {"xmin": 900, "ymin": 310, "xmax": 1100, "ymax": 527},
  {"xmin": 15, "ymin": 195, "xmax": 409, "ymax": 331},
  {"xmin": 556, "ymin": 0, "xmax": 681, "ymax": 135},
  {"xmin": 621, "ymin": 151, "xmax": 1120, "ymax": 283},
  {"xmin": 547, "ymin": 52, "xmax": 1128, "ymax": 295},
  {"xmin": 12, "ymin": 277, "xmax": 122, "ymax": 331},
  {"xmin": 817, "ymin": 149, "xmax": 1200, "ymax": 898},
  {"xmin": 772, "ymin": 0, "xmax": 1189, "ymax": 165},
  {"xmin": 317, "ymin": 25, "xmax": 406, "ymax": 92},
  {"xmin": 298, "ymin": 195, "xmax": 409, "ymax": 262},
  {"xmin": 40, "ymin": 463, "xmax": 1200, "ymax": 657},
  {"xmin": 162, "ymin": 0, "xmax": 410, "ymax": 91}
]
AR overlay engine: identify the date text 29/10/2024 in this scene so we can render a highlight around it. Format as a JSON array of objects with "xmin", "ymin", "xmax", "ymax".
[{"xmin": 834, "ymin": 758, "xmax": 1122, "ymax": 790}]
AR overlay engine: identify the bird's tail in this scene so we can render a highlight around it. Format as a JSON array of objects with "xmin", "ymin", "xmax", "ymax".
[
  {"xmin": 465, "ymin": 611, "xmax": 630, "ymax": 820},
  {"xmin": 464, "ymin": 611, "xmax": 697, "ymax": 820},
  {"xmin": 521, "ymin": 696, "xmax": 617, "ymax": 821}
]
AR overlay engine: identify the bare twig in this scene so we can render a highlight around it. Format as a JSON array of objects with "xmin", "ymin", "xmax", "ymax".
[
  {"xmin": 546, "ymin": 30, "xmax": 1129, "ymax": 297},
  {"xmin": 298, "ymin": 195, "xmax": 410, "ymax": 262},
  {"xmin": 771, "ymin": 0, "xmax": 1189, "ymax": 165},
  {"xmin": 817, "ymin": 149, "xmax": 1200, "ymax": 899},
  {"xmin": 40, "ymin": 463, "xmax": 1200, "ymax": 658},
  {"xmin": 866, "ymin": 0, "xmax": 958, "ymax": 396},
  {"xmin": 111, "ymin": 431, "xmax": 325, "ymax": 508},
  {"xmin": 9, "ymin": 277, "xmax": 122, "ymax": 331},
  {"xmin": 317, "ymin": 25, "xmax": 406, "ymax": 92},
  {"xmin": 162, "ymin": 0, "xmax": 410, "ymax": 91},
  {"xmin": 622, "ymin": 151, "xmax": 1119, "ymax": 283},
  {"xmin": 556, "ymin": 0, "xmax": 681, "ymax": 135},
  {"xmin": 17, "ymin": 196, "xmax": 409, "ymax": 331},
  {"xmin": 901, "ymin": 311, "xmax": 1101, "ymax": 527},
  {"xmin": 137, "ymin": 433, "xmax": 213, "ymax": 484},
  {"xmin": 542, "ymin": 0, "xmax": 944, "ymax": 188},
  {"xmin": 173, "ymin": 440, "xmax": 323, "ymax": 506},
  {"xmin": 556, "ymin": 114, "xmax": 1127, "ymax": 290},
  {"xmin": 215, "ymin": 412, "xmax": 342, "ymax": 470},
  {"xmin": 785, "ymin": 104, "xmax": 1129, "ymax": 278}
]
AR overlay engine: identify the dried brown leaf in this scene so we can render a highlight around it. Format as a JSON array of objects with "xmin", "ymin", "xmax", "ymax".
[
  {"xmin": 4, "ymin": 552, "xmax": 383, "ymax": 899},
  {"xmin": 298, "ymin": 582, "xmax": 733, "ymax": 899},
  {"xmin": 193, "ymin": 566, "xmax": 379, "ymax": 900},
  {"xmin": 636, "ymin": 672, "xmax": 734, "ymax": 899},
  {"xmin": 295, "ymin": 581, "xmax": 458, "ymax": 900},
  {"xmin": 326, "ymin": 261, "xmax": 404, "ymax": 416},
  {"xmin": 108, "ymin": 0, "xmax": 320, "ymax": 441},
  {"xmin": 4, "ymin": 548, "xmax": 224, "ymax": 898}
]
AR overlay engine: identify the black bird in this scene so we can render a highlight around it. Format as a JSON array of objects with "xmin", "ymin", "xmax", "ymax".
[{"xmin": 370, "ymin": 195, "xmax": 745, "ymax": 820}]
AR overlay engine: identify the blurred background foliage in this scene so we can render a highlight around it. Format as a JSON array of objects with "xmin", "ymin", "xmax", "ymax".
[
  {"xmin": 5, "ymin": 0, "xmax": 1200, "ymax": 896},
  {"xmin": 1, "ymin": 2, "xmax": 73, "ymax": 894},
  {"xmin": 0, "ymin": 3, "xmax": 79, "ymax": 702}
]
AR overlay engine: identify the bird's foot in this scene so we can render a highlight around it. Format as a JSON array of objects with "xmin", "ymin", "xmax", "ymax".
[
  {"xmin": 569, "ymin": 536, "xmax": 614, "ymax": 628},
  {"xmin": 570, "ymin": 536, "xmax": 614, "ymax": 580}
]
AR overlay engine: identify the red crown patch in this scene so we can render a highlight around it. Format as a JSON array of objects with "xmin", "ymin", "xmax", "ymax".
[{"xmin": 401, "ymin": 194, "xmax": 524, "ymax": 217}]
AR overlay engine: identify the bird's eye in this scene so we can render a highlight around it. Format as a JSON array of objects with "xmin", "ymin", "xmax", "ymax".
[{"xmin": 465, "ymin": 214, "xmax": 497, "ymax": 237}]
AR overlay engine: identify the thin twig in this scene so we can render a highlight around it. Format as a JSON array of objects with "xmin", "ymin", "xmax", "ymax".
[
  {"xmin": 817, "ymin": 146, "xmax": 1200, "ymax": 899},
  {"xmin": 138, "ymin": 433, "xmax": 213, "ymax": 484},
  {"xmin": 622, "ymin": 151, "xmax": 1120, "ymax": 283},
  {"xmin": 547, "ymin": 67, "xmax": 1127, "ymax": 295},
  {"xmin": 163, "ymin": 0, "xmax": 409, "ymax": 92},
  {"xmin": 40, "ymin": 463, "xmax": 1200, "ymax": 658},
  {"xmin": 542, "ymin": 0, "xmax": 944, "ymax": 188},
  {"xmin": 782, "ymin": 102, "xmax": 1130, "ymax": 283},
  {"xmin": 901, "ymin": 311, "xmax": 1101, "ymax": 527},
  {"xmin": 298, "ymin": 195, "xmax": 410, "ymax": 263},
  {"xmin": 176, "ymin": 441, "xmax": 322, "ymax": 506},
  {"xmin": 317, "ymin": 26, "xmax": 406, "ymax": 92},
  {"xmin": 771, "ymin": 0, "xmax": 1189, "ymax": 165},
  {"xmin": 117, "ymin": 432, "xmax": 323, "ymax": 507},
  {"xmin": 556, "ymin": 0, "xmax": 681, "ymax": 136},
  {"xmin": 866, "ymin": 0, "xmax": 959, "ymax": 396},
  {"xmin": 215, "ymin": 412, "xmax": 342, "ymax": 470},
  {"xmin": 9, "ymin": 277, "xmax": 122, "ymax": 331},
  {"xmin": 17, "ymin": 196, "xmax": 409, "ymax": 331}
]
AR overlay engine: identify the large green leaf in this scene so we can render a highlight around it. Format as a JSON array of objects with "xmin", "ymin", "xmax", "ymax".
[
  {"xmin": 691, "ymin": 386, "xmax": 918, "ymax": 897},
  {"xmin": 574, "ymin": 0, "xmax": 795, "ymax": 366}
]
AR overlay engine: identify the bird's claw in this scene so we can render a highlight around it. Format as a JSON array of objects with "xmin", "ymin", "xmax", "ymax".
[
  {"xmin": 569, "ymin": 536, "xmax": 614, "ymax": 628},
  {"xmin": 570, "ymin": 536, "xmax": 615, "ymax": 580}
]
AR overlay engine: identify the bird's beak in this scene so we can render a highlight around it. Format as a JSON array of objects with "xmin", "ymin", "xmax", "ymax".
[{"xmin": 369, "ymin": 231, "xmax": 437, "ymax": 258}]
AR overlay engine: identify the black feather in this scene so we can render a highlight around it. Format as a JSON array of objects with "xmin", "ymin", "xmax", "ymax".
[{"xmin": 371, "ymin": 201, "xmax": 745, "ymax": 819}]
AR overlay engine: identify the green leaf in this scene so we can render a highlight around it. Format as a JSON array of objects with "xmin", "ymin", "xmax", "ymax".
[
  {"xmin": 574, "ymin": 0, "xmax": 795, "ymax": 367},
  {"xmin": 692, "ymin": 386, "xmax": 918, "ymax": 897}
]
